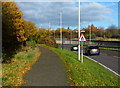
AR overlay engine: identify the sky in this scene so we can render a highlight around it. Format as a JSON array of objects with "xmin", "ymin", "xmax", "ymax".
[{"xmin": 15, "ymin": 1, "xmax": 119, "ymax": 30}]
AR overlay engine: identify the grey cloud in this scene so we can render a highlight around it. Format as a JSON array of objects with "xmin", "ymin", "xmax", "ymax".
[
  {"xmin": 17, "ymin": 2, "xmax": 112, "ymax": 28},
  {"xmin": 81, "ymin": 2, "xmax": 112, "ymax": 24}
]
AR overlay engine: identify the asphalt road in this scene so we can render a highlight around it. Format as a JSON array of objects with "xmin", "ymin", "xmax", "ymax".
[{"xmin": 59, "ymin": 44, "xmax": 119, "ymax": 75}]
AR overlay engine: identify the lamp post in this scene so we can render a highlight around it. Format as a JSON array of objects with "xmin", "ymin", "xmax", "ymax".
[
  {"xmin": 60, "ymin": 11, "xmax": 63, "ymax": 49},
  {"xmin": 78, "ymin": 0, "xmax": 81, "ymax": 61}
]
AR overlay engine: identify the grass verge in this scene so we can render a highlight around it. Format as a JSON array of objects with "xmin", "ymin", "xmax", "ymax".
[
  {"xmin": 100, "ymin": 47, "xmax": 120, "ymax": 51},
  {"xmin": 39, "ymin": 44, "xmax": 119, "ymax": 86},
  {"xmin": 1, "ymin": 47, "xmax": 40, "ymax": 87}
]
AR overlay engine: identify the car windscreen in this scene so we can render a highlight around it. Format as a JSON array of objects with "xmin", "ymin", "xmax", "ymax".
[{"xmin": 89, "ymin": 46, "xmax": 99, "ymax": 49}]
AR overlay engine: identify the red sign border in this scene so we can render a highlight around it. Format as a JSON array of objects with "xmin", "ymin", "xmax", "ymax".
[{"xmin": 78, "ymin": 33, "xmax": 87, "ymax": 42}]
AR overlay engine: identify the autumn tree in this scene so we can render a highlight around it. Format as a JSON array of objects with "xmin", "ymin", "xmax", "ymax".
[
  {"xmin": 97, "ymin": 27, "xmax": 105, "ymax": 37},
  {"xmin": 34, "ymin": 28, "xmax": 57, "ymax": 47},
  {"xmin": 23, "ymin": 20, "xmax": 38, "ymax": 42},
  {"xmin": 34, "ymin": 28, "xmax": 48, "ymax": 43},
  {"xmin": 2, "ymin": 2, "xmax": 26, "ymax": 61}
]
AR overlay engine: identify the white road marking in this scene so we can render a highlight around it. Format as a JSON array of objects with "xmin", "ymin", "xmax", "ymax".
[
  {"xmin": 101, "ymin": 53, "xmax": 119, "ymax": 61},
  {"xmin": 100, "ymin": 53, "xmax": 107, "ymax": 55},
  {"xmin": 84, "ymin": 55, "xmax": 120, "ymax": 77},
  {"xmin": 113, "ymin": 56, "xmax": 120, "ymax": 59},
  {"xmin": 70, "ymin": 46, "xmax": 120, "ymax": 77}
]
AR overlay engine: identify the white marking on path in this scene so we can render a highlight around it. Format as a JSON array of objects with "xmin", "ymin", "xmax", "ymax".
[{"xmin": 84, "ymin": 55, "xmax": 120, "ymax": 77}]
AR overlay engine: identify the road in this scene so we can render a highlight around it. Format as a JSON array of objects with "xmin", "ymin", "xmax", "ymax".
[{"xmin": 59, "ymin": 44, "xmax": 119, "ymax": 76}]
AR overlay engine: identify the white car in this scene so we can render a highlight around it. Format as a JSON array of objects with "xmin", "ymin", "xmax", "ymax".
[{"xmin": 71, "ymin": 45, "xmax": 78, "ymax": 51}]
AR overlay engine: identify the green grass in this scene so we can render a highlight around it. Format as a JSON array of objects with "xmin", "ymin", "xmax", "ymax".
[
  {"xmin": 2, "ymin": 47, "xmax": 40, "ymax": 87},
  {"xmin": 40, "ymin": 44, "xmax": 120, "ymax": 86},
  {"xmin": 100, "ymin": 47, "xmax": 120, "ymax": 51}
]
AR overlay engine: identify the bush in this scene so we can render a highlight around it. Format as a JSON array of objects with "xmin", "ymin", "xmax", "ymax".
[
  {"xmin": 26, "ymin": 40, "xmax": 36, "ymax": 49},
  {"xmin": 40, "ymin": 36, "xmax": 58, "ymax": 48}
]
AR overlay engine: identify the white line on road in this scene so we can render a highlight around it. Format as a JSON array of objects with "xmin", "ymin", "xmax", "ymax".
[
  {"xmin": 84, "ymin": 55, "xmax": 120, "ymax": 77},
  {"xmin": 100, "ymin": 53, "xmax": 107, "ymax": 55},
  {"xmin": 100, "ymin": 53, "xmax": 119, "ymax": 61},
  {"xmin": 113, "ymin": 56, "xmax": 120, "ymax": 59}
]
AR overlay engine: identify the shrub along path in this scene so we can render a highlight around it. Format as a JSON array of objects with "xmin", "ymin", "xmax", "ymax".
[{"xmin": 22, "ymin": 46, "xmax": 69, "ymax": 86}]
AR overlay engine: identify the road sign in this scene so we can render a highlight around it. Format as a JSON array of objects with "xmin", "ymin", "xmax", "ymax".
[
  {"xmin": 78, "ymin": 33, "xmax": 86, "ymax": 63},
  {"xmin": 78, "ymin": 33, "xmax": 87, "ymax": 42}
]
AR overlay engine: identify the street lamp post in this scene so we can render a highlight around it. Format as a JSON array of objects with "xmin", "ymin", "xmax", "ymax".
[
  {"xmin": 78, "ymin": 0, "xmax": 81, "ymax": 61},
  {"xmin": 60, "ymin": 11, "xmax": 63, "ymax": 49}
]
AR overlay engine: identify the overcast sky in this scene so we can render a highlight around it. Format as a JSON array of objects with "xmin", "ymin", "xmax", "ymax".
[{"xmin": 16, "ymin": 1, "xmax": 119, "ymax": 30}]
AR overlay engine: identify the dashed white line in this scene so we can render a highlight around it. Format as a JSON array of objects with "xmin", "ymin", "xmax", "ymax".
[
  {"xmin": 101, "ymin": 53, "xmax": 119, "ymax": 61},
  {"xmin": 84, "ymin": 55, "xmax": 120, "ymax": 77}
]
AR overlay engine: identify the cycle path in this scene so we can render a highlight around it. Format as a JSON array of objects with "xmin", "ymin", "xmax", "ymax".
[{"xmin": 23, "ymin": 46, "xmax": 69, "ymax": 86}]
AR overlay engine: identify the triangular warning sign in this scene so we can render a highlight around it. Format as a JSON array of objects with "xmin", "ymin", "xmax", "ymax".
[{"xmin": 78, "ymin": 33, "xmax": 87, "ymax": 42}]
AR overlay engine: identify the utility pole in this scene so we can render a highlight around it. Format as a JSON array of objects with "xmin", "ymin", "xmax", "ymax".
[
  {"xmin": 60, "ymin": 11, "xmax": 63, "ymax": 49},
  {"xmin": 78, "ymin": 0, "xmax": 81, "ymax": 61}
]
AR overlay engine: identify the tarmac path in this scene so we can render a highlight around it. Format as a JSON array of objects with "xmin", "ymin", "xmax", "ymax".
[{"xmin": 23, "ymin": 46, "xmax": 69, "ymax": 86}]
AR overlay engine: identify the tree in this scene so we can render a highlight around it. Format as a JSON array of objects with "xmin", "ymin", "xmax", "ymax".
[
  {"xmin": 2, "ymin": 2, "xmax": 26, "ymax": 62},
  {"xmin": 97, "ymin": 27, "xmax": 105, "ymax": 37},
  {"xmin": 104, "ymin": 30, "xmax": 112, "ymax": 38},
  {"xmin": 34, "ymin": 28, "xmax": 48, "ymax": 43},
  {"xmin": 91, "ymin": 24, "xmax": 98, "ymax": 35},
  {"xmin": 2, "ymin": 2, "xmax": 26, "ymax": 43},
  {"xmin": 23, "ymin": 20, "xmax": 38, "ymax": 41}
]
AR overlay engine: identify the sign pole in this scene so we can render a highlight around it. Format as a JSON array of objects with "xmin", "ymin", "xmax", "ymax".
[
  {"xmin": 78, "ymin": 33, "xmax": 86, "ymax": 63},
  {"xmin": 78, "ymin": 0, "xmax": 81, "ymax": 61},
  {"xmin": 81, "ymin": 42, "xmax": 83, "ymax": 63}
]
